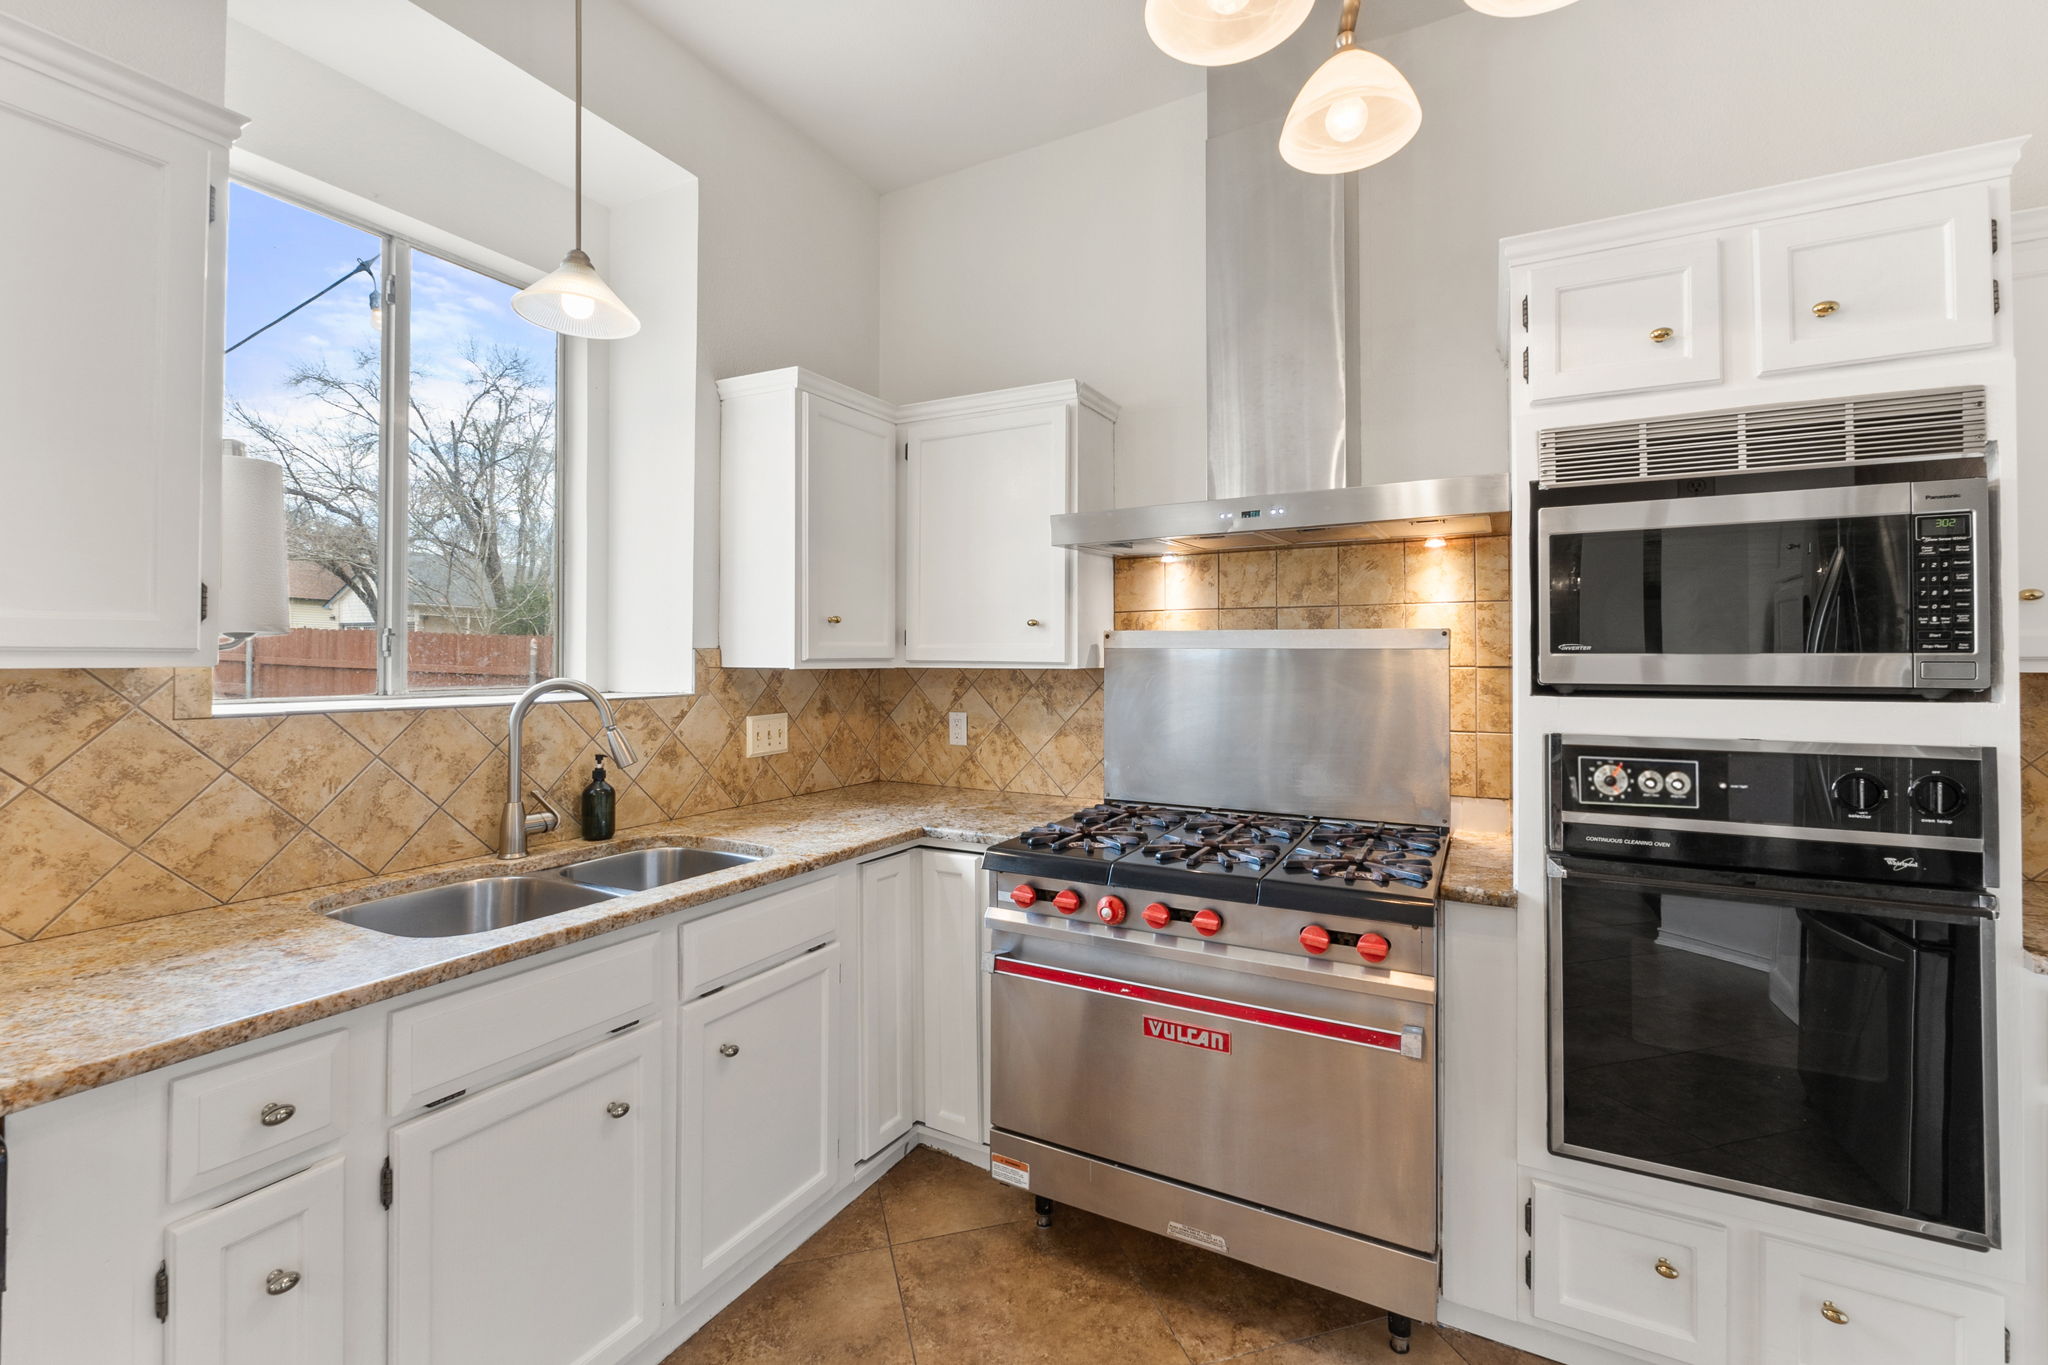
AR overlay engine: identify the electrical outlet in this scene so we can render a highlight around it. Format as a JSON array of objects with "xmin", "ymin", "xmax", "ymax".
[
  {"xmin": 745, "ymin": 712, "xmax": 789, "ymax": 757},
  {"xmin": 948, "ymin": 712, "xmax": 969, "ymax": 746}
]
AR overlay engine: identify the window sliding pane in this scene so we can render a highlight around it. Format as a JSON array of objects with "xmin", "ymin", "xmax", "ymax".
[
  {"xmin": 219, "ymin": 183, "xmax": 383, "ymax": 701},
  {"xmin": 404, "ymin": 249, "xmax": 559, "ymax": 692}
]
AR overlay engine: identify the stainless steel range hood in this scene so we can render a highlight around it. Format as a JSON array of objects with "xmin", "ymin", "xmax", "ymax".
[{"xmin": 1054, "ymin": 42, "xmax": 1508, "ymax": 559}]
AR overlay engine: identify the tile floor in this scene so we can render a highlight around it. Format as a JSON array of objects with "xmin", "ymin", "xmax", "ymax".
[{"xmin": 664, "ymin": 1145, "xmax": 1563, "ymax": 1365}]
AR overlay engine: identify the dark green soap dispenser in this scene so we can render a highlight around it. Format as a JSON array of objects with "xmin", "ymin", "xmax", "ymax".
[{"xmin": 581, "ymin": 754, "xmax": 617, "ymax": 841}]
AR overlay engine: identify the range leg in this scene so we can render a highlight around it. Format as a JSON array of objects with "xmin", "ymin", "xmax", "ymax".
[
  {"xmin": 1387, "ymin": 1314, "xmax": 1412, "ymax": 1355},
  {"xmin": 1034, "ymin": 1195, "xmax": 1054, "ymax": 1228}
]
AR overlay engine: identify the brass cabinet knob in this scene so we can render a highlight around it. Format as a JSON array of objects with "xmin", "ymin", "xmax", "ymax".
[
  {"xmin": 605, "ymin": 1100, "xmax": 631, "ymax": 1119},
  {"xmin": 1654, "ymin": 1257, "xmax": 1680, "ymax": 1280},
  {"xmin": 2022, "ymin": 588, "xmax": 2044, "ymax": 602},
  {"xmin": 266, "ymin": 1269, "xmax": 301, "ymax": 1296},
  {"xmin": 826, "ymin": 615, "xmax": 841, "ymax": 624},
  {"xmin": 1812, "ymin": 300, "xmax": 1841, "ymax": 317},
  {"xmin": 718, "ymin": 1042, "xmax": 740, "ymax": 1058},
  {"xmin": 1649, "ymin": 327, "xmax": 1675, "ymax": 343},
  {"xmin": 1026, "ymin": 618, "xmax": 1042, "ymax": 627},
  {"xmin": 259, "ymin": 1102, "xmax": 296, "ymax": 1127},
  {"xmin": 1820, "ymin": 1300, "xmax": 1850, "ymax": 1326}
]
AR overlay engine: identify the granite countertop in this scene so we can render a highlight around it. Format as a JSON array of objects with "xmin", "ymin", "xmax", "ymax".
[
  {"xmin": 2026, "ymin": 883, "xmax": 2048, "ymax": 976},
  {"xmin": 0, "ymin": 783, "xmax": 1518, "ymax": 1117}
]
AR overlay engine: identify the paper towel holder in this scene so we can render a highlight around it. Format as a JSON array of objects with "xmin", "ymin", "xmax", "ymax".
[{"xmin": 216, "ymin": 438, "xmax": 293, "ymax": 651}]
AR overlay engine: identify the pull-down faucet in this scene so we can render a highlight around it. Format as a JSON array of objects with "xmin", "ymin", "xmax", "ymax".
[{"xmin": 500, "ymin": 677, "xmax": 639, "ymax": 859}]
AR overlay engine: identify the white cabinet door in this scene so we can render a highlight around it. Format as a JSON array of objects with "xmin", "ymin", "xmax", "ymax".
[
  {"xmin": 919, "ymin": 850, "xmax": 985, "ymax": 1144},
  {"xmin": 678, "ymin": 946, "xmax": 840, "ymax": 1296},
  {"xmin": 801, "ymin": 392, "xmax": 898, "ymax": 662},
  {"xmin": 389, "ymin": 1028, "xmax": 661, "ymax": 1365},
  {"xmin": 1528, "ymin": 1181, "xmax": 1728, "ymax": 1365},
  {"xmin": 165, "ymin": 1157, "xmax": 346, "ymax": 1365},
  {"xmin": 0, "ymin": 29, "xmax": 235, "ymax": 664},
  {"xmin": 903, "ymin": 404, "xmax": 1072, "ymax": 664},
  {"xmin": 1754, "ymin": 186, "xmax": 1996, "ymax": 375},
  {"xmin": 1523, "ymin": 238, "xmax": 1722, "ymax": 403},
  {"xmin": 857, "ymin": 853, "xmax": 920, "ymax": 1159},
  {"xmin": 1756, "ymin": 1238, "xmax": 2005, "ymax": 1365},
  {"xmin": 2015, "ymin": 214, "xmax": 2048, "ymax": 666}
]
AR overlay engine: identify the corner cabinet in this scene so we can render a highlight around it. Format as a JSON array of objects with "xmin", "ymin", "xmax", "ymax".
[
  {"xmin": 901, "ymin": 383, "xmax": 1116, "ymax": 668},
  {"xmin": 718, "ymin": 371, "xmax": 1116, "ymax": 670},
  {"xmin": 0, "ymin": 16, "xmax": 242, "ymax": 666}
]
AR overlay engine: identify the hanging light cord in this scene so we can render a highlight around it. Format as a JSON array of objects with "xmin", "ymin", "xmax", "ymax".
[
  {"xmin": 225, "ymin": 255, "xmax": 379, "ymax": 353},
  {"xmin": 573, "ymin": 0, "xmax": 583, "ymax": 252},
  {"xmin": 1337, "ymin": 0, "xmax": 1361, "ymax": 47}
]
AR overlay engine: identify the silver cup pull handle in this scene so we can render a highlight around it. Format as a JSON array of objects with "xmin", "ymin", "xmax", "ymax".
[
  {"xmin": 259, "ymin": 1102, "xmax": 296, "ymax": 1127},
  {"xmin": 606, "ymin": 1100, "xmax": 631, "ymax": 1118},
  {"xmin": 718, "ymin": 1042, "xmax": 740, "ymax": 1058},
  {"xmin": 266, "ymin": 1269, "xmax": 301, "ymax": 1296}
]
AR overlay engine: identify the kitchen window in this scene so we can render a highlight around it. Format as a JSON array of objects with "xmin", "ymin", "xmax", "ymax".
[{"xmin": 218, "ymin": 182, "xmax": 563, "ymax": 704}]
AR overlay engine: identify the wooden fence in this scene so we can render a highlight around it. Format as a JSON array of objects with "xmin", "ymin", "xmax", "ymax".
[{"xmin": 215, "ymin": 628, "xmax": 554, "ymax": 699}]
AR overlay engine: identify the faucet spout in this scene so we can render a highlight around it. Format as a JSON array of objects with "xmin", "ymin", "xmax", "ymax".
[{"xmin": 500, "ymin": 677, "xmax": 637, "ymax": 860}]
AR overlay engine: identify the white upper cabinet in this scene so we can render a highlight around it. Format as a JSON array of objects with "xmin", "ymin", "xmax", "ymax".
[
  {"xmin": 719, "ymin": 369, "xmax": 899, "ymax": 670},
  {"xmin": 2014, "ymin": 207, "xmax": 2048, "ymax": 667},
  {"xmin": 1753, "ymin": 185, "xmax": 1997, "ymax": 375},
  {"xmin": 901, "ymin": 383, "xmax": 1115, "ymax": 668},
  {"xmin": 1524, "ymin": 238, "xmax": 1723, "ymax": 403},
  {"xmin": 0, "ymin": 17, "xmax": 242, "ymax": 666}
]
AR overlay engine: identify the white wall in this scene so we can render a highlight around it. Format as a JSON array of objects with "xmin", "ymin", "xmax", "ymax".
[
  {"xmin": 880, "ymin": 95, "xmax": 1209, "ymax": 509},
  {"xmin": 3, "ymin": 0, "xmax": 225, "ymax": 101}
]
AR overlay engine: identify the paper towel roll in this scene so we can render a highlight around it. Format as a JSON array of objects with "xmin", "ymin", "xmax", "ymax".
[{"xmin": 215, "ymin": 439, "xmax": 291, "ymax": 643}]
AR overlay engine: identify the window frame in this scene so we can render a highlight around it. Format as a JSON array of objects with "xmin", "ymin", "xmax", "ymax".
[{"xmin": 220, "ymin": 175, "xmax": 569, "ymax": 707}]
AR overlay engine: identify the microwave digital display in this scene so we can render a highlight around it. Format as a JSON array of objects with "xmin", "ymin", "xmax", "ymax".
[{"xmin": 1917, "ymin": 513, "xmax": 1970, "ymax": 539}]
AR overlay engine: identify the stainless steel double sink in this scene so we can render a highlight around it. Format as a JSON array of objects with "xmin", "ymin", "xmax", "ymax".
[{"xmin": 326, "ymin": 846, "xmax": 759, "ymax": 938}]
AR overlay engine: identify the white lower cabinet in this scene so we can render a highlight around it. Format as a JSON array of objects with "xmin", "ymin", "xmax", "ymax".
[
  {"xmin": 164, "ymin": 1157, "xmax": 346, "ymax": 1365},
  {"xmin": 1756, "ymin": 1238, "xmax": 2006, "ymax": 1365},
  {"xmin": 857, "ymin": 853, "xmax": 921, "ymax": 1159},
  {"xmin": 1528, "ymin": 1181, "xmax": 1729, "ymax": 1365},
  {"xmin": 678, "ymin": 945, "xmax": 842, "ymax": 1297},
  {"xmin": 919, "ymin": 849, "xmax": 985, "ymax": 1144},
  {"xmin": 388, "ymin": 1027, "xmax": 661, "ymax": 1365}
]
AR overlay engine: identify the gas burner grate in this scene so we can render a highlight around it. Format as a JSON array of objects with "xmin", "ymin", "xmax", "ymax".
[
  {"xmin": 1016, "ymin": 822, "xmax": 1150, "ymax": 855},
  {"xmin": 1137, "ymin": 833, "xmax": 1291, "ymax": 871}
]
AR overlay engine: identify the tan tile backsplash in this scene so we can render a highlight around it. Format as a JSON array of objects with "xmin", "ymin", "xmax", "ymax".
[{"xmin": 1113, "ymin": 537, "xmax": 1515, "ymax": 801}]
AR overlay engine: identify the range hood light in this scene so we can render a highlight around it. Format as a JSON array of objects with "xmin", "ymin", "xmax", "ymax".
[{"xmin": 1145, "ymin": 0, "xmax": 1316, "ymax": 66}]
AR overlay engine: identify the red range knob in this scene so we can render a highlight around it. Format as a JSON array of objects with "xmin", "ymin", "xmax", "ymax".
[
  {"xmin": 1191, "ymin": 908, "xmax": 1223, "ymax": 937},
  {"xmin": 1052, "ymin": 889, "xmax": 1083, "ymax": 915},
  {"xmin": 1009, "ymin": 884, "xmax": 1039, "ymax": 909},
  {"xmin": 1356, "ymin": 932, "xmax": 1391, "ymax": 963},
  {"xmin": 1299, "ymin": 925, "xmax": 1331, "ymax": 955},
  {"xmin": 1096, "ymin": 895, "xmax": 1127, "ymax": 926},
  {"xmin": 1141, "ymin": 902, "xmax": 1173, "ymax": 929}
]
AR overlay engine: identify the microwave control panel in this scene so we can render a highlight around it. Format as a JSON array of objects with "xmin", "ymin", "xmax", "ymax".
[
  {"xmin": 1555, "ymin": 739, "xmax": 1989, "ymax": 842},
  {"xmin": 1912, "ymin": 510, "xmax": 1977, "ymax": 656}
]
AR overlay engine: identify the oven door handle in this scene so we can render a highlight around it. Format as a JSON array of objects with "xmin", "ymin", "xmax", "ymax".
[
  {"xmin": 1548, "ymin": 855, "xmax": 1996, "ymax": 921},
  {"xmin": 991, "ymin": 957, "xmax": 1426, "ymax": 1058}
]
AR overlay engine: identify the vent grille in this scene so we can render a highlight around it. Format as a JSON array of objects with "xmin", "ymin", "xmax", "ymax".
[{"xmin": 1538, "ymin": 387, "xmax": 1988, "ymax": 489}]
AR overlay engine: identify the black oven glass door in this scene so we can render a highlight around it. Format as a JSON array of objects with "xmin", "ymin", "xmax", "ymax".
[
  {"xmin": 1548, "ymin": 513, "xmax": 1912, "ymax": 656},
  {"xmin": 1550, "ymin": 864, "xmax": 1993, "ymax": 1245}
]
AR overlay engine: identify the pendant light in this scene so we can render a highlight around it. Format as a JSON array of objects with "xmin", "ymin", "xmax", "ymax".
[
  {"xmin": 1464, "ymin": 0, "xmax": 1579, "ymax": 13},
  {"xmin": 513, "ymin": 0, "xmax": 640, "ymax": 339},
  {"xmin": 1278, "ymin": 0, "xmax": 1420, "ymax": 175},
  {"xmin": 1145, "ymin": 0, "xmax": 1315, "ymax": 66}
]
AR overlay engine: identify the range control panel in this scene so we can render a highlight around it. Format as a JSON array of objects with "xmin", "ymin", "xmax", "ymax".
[{"xmin": 1555, "ymin": 738, "xmax": 1989, "ymax": 841}]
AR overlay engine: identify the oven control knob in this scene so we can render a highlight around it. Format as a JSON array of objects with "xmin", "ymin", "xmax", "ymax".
[
  {"xmin": 1191, "ymin": 908, "xmax": 1224, "ymax": 937},
  {"xmin": 1591, "ymin": 762, "xmax": 1630, "ymax": 798},
  {"xmin": 1832, "ymin": 771, "xmax": 1889, "ymax": 814},
  {"xmin": 1142, "ymin": 902, "xmax": 1173, "ymax": 929},
  {"xmin": 1009, "ymin": 884, "xmax": 1039, "ymax": 909},
  {"xmin": 1052, "ymin": 889, "xmax": 1083, "ymax": 915},
  {"xmin": 1909, "ymin": 775, "xmax": 1969, "ymax": 818},
  {"xmin": 1095, "ymin": 896, "xmax": 1127, "ymax": 926},
  {"xmin": 1299, "ymin": 925, "xmax": 1331, "ymax": 955},
  {"xmin": 1356, "ymin": 932, "xmax": 1392, "ymax": 964}
]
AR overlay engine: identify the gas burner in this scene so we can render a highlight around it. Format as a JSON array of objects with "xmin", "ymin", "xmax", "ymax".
[
  {"xmin": 1071, "ymin": 802, "xmax": 1187, "ymax": 832},
  {"xmin": 1016, "ymin": 822, "xmax": 1149, "ymax": 855},
  {"xmin": 1282, "ymin": 852, "xmax": 1432, "ymax": 889},
  {"xmin": 1138, "ymin": 833, "xmax": 1290, "ymax": 872}
]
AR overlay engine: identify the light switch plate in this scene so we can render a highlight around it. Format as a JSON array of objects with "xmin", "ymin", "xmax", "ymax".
[
  {"xmin": 745, "ymin": 713, "xmax": 789, "ymax": 757},
  {"xmin": 948, "ymin": 712, "xmax": 969, "ymax": 746}
]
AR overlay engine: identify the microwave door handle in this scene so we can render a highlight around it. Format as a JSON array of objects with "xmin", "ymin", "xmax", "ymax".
[{"xmin": 1804, "ymin": 544, "xmax": 1849, "ymax": 653}]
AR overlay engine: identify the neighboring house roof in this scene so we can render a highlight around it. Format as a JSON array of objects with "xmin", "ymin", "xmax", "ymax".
[
  {"xmin": 408, "ymin": 551, "xmax": 493, "ymax": 612},
  {"xmin": 287, "ymin": 560, "xmax": 348, "ymax": 605}
]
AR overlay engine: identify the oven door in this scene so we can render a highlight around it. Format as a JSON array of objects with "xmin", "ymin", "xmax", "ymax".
[
  {"xmin": 1547, "ymin": 856, "xmax": 1996, "ymax": 1246},
  {"xmin": 1537, "ymin": 476, "xmax": 1987, "ymax": 693},
  {"xmin": 990, "ymin": 929, "xmax": 1435, "ymax": 1253}
]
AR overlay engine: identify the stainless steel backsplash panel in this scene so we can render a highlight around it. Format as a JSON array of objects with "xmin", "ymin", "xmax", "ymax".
[{"xmin": 1103, "ymin": 630, "xmax": 1451, "ymax": 824}]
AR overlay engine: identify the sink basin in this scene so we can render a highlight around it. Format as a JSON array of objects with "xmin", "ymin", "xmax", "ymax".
[
  {"xmin": 558, "ymin": 846, "xmax": 759, "ymax": 893},
  {"xmin": 327, "ymin": 876, "xmax": 621, "ymax": 938}
]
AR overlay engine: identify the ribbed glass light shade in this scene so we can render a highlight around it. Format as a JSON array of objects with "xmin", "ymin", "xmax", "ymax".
[
  {"xmin": 1278, "ymin": 45, "xmax": 1422, "ymax": 175},
  {"xmin": 1144, "ymin": 0, "xmax": 1315, "ymax": 66},
  {"xmin": 1464, "ymin": 0, "xmax": 1579, "ymax": 15},
  {"xmin": 511, "ymin": 248, "xmax": 641, "ymax": 339}
]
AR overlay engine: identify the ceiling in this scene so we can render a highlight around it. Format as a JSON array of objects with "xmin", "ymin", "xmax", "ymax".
[{"xmin": 621, "ymin": 0, "xmax": 1468, "ymax": 192}]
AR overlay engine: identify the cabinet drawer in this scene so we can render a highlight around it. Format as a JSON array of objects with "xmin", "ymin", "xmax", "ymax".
[
  {"xmin": 1524, "ymin": 238, "xmax": 1722, "ymax": 402},
  {"xmin": 165, "ymin": 1156, "xmax": 346, "ymax": 1365},
  {"xmin": 168, "ymin": 1031, "xmax": 348, "ymax": 1201},
  {"xmin": 1529, "ymin": 1181, "xmax": 1728, "ymax": 1365},
  {"xmin": 1757, "ymin": 1238, "xmax": 2005, "ymax": 1365},
  {"xmin": 1753, "ymin": 185, "xmax": 1996, "ymax": 375},
  {"xmin": 681, "ymin": 875, "xmax": 841, "ymax": 998},
  {"xmin": 388, "ymin": 933, "xmax": 660, "ymax": 1114}
]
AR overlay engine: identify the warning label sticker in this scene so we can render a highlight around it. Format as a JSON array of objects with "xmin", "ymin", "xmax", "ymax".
[
  {"xmin": 989, "ymin": 1153, "xmax": 1031, "ymax": 1189},
  {"xmin": 1166, "ymin": 1221, "xmax": 1227, "ymax": 1253}
]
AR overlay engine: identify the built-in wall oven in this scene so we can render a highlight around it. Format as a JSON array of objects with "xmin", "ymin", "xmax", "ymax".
[
  {"xmin": 1536, "ymin": 458, "xmax": 1991, "ymax": 696},
  {"xmin": 1547, "ymin": 735, "xmax": 1999, "ymax": 1248}
]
